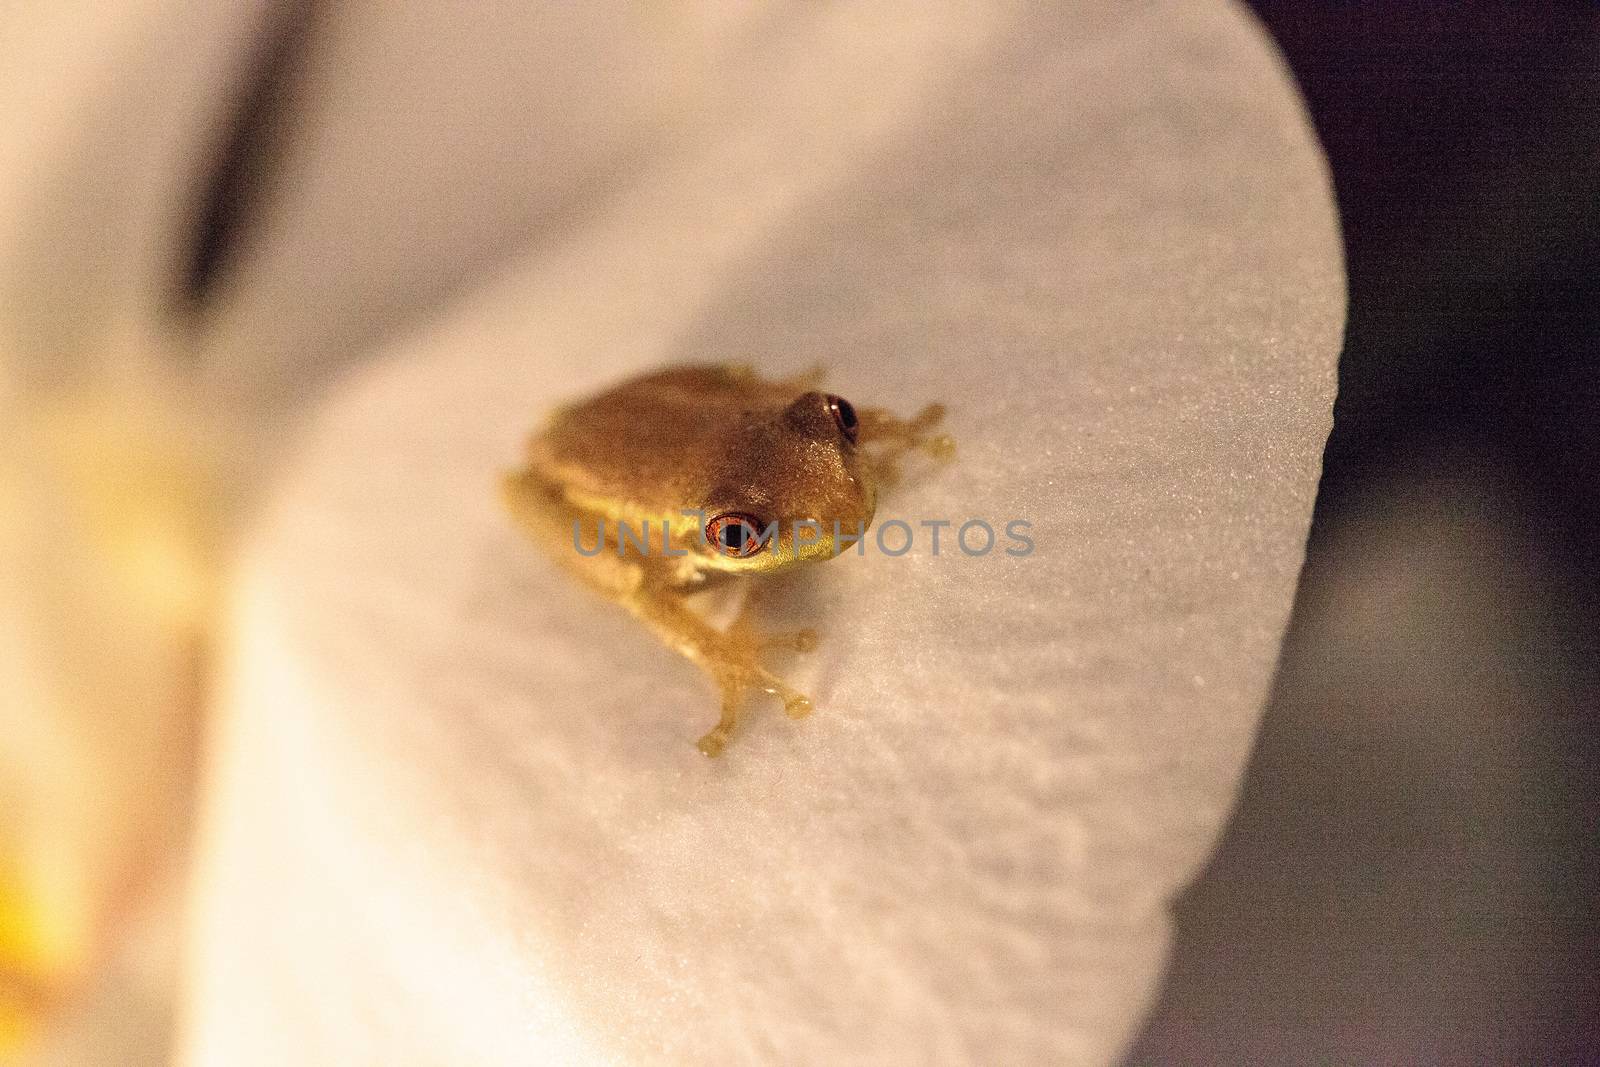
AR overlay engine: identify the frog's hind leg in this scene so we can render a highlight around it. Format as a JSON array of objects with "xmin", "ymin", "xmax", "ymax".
[
  {"xmin": 720, "ymin": 362, "xmax": 827, "ymax": 396},
  {"xmin": 625, "ymin": 581, "xmax": 814, "ymax": 756},
  {"xmin": 857, "ymin": 402, "xmax": 955, "ymax": 487},
  {"xmin": 778, "ymin": 363, "xmax": 827, "ymax": 391}
]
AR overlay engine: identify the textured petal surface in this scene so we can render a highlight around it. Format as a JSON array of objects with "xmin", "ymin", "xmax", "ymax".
[{"xmin": 182, "ymin": 3, "xmax": 1342, "ymax": 1064}]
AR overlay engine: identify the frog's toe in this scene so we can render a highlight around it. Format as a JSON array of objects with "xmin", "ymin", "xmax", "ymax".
[
  {"xmin": 754, "ymin": 672, "xmax": 813, "ymax": 719},
  {"xmin": 697, "ymin": 684, "xmax": 745, "ymax": 757},
  {"xmin": 696, "ymin": 726, "xmax": 731, "ymax": 758},
  {"xmin": 781, "ymin": 694, "xmax": 814, "ymax": 719},
  {"xmin": 924, "ymin": 433, "xmax": 956, "ymax": 461}
]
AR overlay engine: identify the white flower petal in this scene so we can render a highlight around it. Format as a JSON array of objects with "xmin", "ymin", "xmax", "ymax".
[{"xmin": 182, "ymin": 4, "xmax": 1342, "ymax": 1065}]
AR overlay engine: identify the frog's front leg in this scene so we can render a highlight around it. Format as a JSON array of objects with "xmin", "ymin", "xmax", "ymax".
[
  {"xmin": 623, "ymin": 577, "xmax": 817, "ymax": 756},
  {"xmin": 857, "ymin": 402, "xmax": 955, "ymax": 487}
]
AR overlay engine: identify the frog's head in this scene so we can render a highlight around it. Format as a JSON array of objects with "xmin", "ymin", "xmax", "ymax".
[{"xmin": 695, "ymin": 390, "xmax": 876, "ymax": 574}]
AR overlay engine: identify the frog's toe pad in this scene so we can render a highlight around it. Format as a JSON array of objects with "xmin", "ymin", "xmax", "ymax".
[
  {"xmin": 782, "ymin": 695, "xmax": 814, "ymax": 719},
  {"xmin": 696, "ymin": 729, "xmax": 730, "ymax": 758}
]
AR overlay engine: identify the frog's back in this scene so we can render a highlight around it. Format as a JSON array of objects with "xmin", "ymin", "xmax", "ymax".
[{"xmin": 526, "ymin": 364, "xmax": 799, "ymax": 518}]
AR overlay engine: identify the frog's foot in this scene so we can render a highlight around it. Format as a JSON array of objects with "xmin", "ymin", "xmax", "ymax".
[
  {"xmin": 696, "ymin": 658, "xmax": 814, "ymax": 758},
  {"xmin": 695, "ymin": 656, "xmax": 814, "ymax": 757},
  {"xmin": 694, "ymin": 598, "xmax": 819, "ymax": 750},
  {"xmin": 627, "ymin": 585, "xmax": 816, "ymax": 755},
  {"xmin": 857, "ymin": 402, "xmax": 955, "ymax": 487}
]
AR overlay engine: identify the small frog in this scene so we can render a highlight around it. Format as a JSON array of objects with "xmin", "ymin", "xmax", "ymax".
[{"xmin": 503, "ymin": 363, "xmax": 951, "ymax": 756}]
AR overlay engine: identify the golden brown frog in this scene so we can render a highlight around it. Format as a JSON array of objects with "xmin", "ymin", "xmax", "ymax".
[{"xmin": 503, "ymin": 363, "xmax": 951, "ymax": 755}]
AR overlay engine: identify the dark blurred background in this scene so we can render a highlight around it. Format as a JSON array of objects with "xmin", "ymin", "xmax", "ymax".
[{"xmin": 1129, "ymin": 6, "xmax": 1600, "ymax": 1065}]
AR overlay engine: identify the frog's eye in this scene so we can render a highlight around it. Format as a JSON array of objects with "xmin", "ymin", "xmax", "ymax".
[
  {"xmin": 706, "ymin": 512, "xmax": 768, "ymax": 558},
  {"xmin": 826, "ymin": 394, "xmax": 859, "ymax": 444}
]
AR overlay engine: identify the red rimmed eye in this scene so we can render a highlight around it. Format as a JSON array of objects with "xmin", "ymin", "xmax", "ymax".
[
  {"xmin": 706, "ymin": 513, "xmax": 767, "ymax": 558},
  {"xmin": 826, "ymin": 394, "xmax": 858, "ymax": 444}
]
